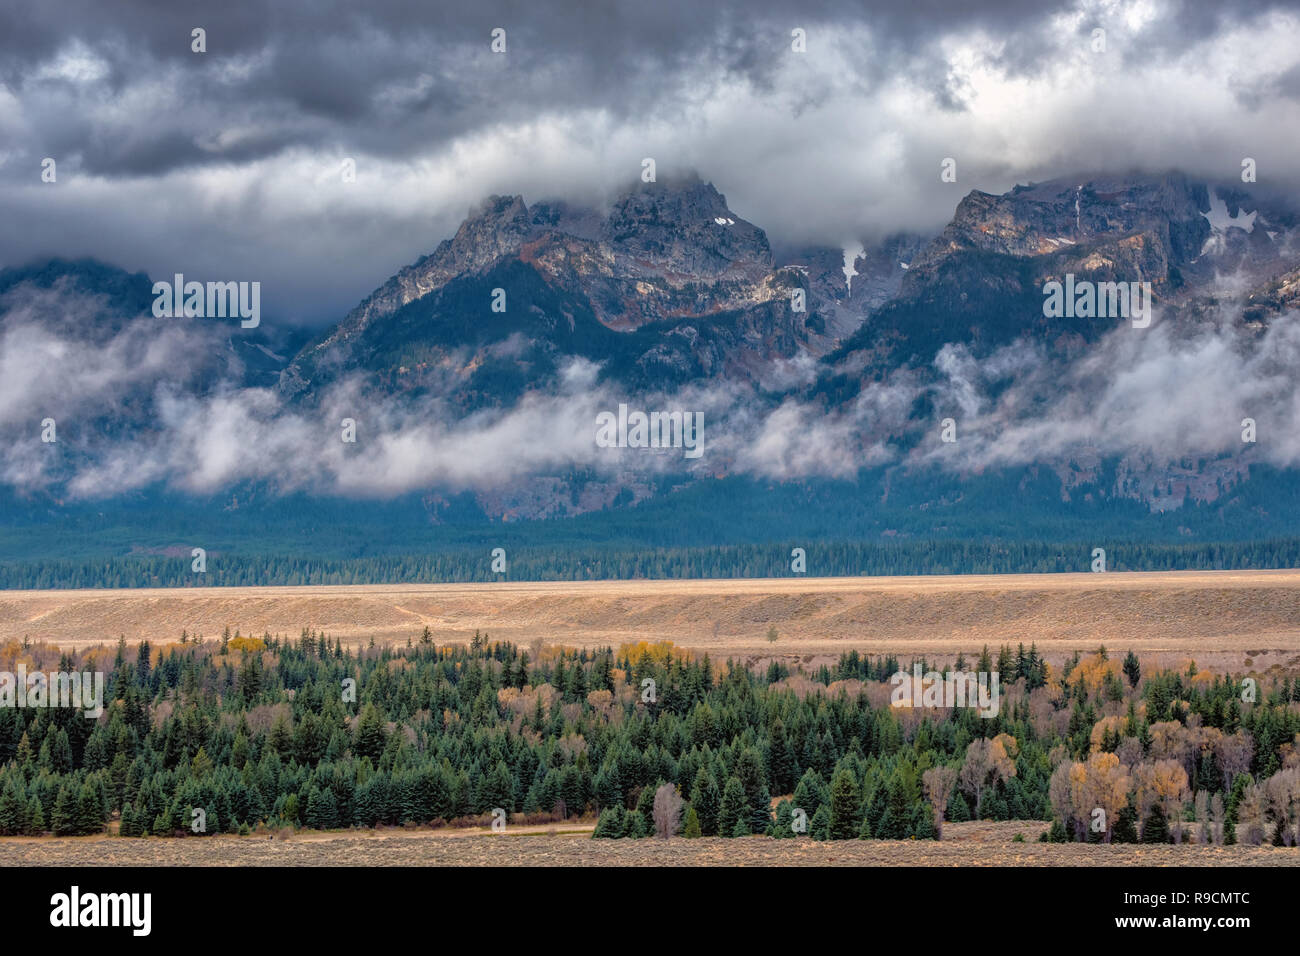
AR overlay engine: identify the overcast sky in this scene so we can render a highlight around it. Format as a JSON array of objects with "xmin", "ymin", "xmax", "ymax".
[{"xmin": 2, "ymin": 0, "xmax": 1299, "ymax": 327}]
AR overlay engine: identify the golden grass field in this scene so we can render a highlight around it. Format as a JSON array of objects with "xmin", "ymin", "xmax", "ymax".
[
  {"xmin": 3, "ymin": 570, "xmax": 1300, "ymax": 671},
  {"xmin": 4, "ymin": 570, "xmax": 1300, "ymax": 865},
  {"xmin": 2, "ymin": 820, "xmax": 1296, "ymax": 867}
]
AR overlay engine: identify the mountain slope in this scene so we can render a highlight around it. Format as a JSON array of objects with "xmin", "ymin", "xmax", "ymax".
[
  {"xmin": 277, "ymin": 177, "xmax": 845, "ymax": 407},
  {"xmin": 3, "ymin": 169, "xmax": 1300, "ymax": 550}
]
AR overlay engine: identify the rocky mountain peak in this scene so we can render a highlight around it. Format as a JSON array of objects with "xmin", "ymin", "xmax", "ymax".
[
  {"xmin": 448, "ymin": 194, "xmax": 533, "ymax": 266},
  {"xmin": 599, "ymin": 177, "xmax": 772, "ymax": 277}
]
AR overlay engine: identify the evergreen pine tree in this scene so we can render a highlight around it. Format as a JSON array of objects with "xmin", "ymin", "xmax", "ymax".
[
  {"xmin": 717, "ymin": 777, "xmax": 746, "ymax": 837},
  {"xmin": 630, "ymin": 781, "xmax": 659, "ymax": 832},
  {"xmin": 592, "ymin": 806, "xmax": 625, "ymax": 838},
  {"xmin": 1141, "ymin": 804, "xmax": 1169, "ymax": 844},
  {"xmin": 1112, "ymin": 803, "xmax": 1139, "ymax": 843},
  {"xmin": 354, "ymin": 703, "xmax": 388, "ymax": 760},
  {"xmin": 828, "ymin": 768, "xmax": 861, "ymax": 840},
  {"xmin": 912, "ymin": 805, "xmax": 937, "ymax": 840},
  {"xmin": 772, "ymin": 799, "xmax": 795, "ymax": 838},
  {"xmin": 76, "ymin": 783, "xmax": 104, "ymax": 835},
  {"xmin": 792, "ymin": 768, "xmax": 826, "ymax": 818},
  {"xmin": 687, "ymin": 768, "xmax": 721, "ymax": 836},
  {"xmin": 682, "ymin": 807, "xmax": 702, "ymax": 839},
  {"xmin": 0, "ymin": 781, "xmax": 23, "ymax": 835},
  {"xmin": 626, "ymin": 809, "xmax": 649, "ymax": 838},
  {"xmin": 948, "ymin": 790, "xmax": 972, "ymax": 822},
  {"xmin": 306, "ymin": 787, "xmax": 338, "ymax": 830},
  {"xmin": 1123, "ymin": 651, "xmax": 1141, "ymax": 688},
  {"xmin": 735, "ymin": 747, "xmax": 772, "ymax": 835},
  {"xmin": 13, "ymin": 732, "xmax": 32, "ymax": 769},
  {"xmin": 51, "ymin": 785, "xmax": 75, "ymax": 836},
  {"xmin": 809, "ymin": 803, "xmax": 830, "ymax": 840}
]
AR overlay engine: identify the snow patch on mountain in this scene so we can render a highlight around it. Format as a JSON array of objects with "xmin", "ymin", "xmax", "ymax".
[{"xmin": 1200, "ymin": 190, "xmax": 1258, "ymax": 256}]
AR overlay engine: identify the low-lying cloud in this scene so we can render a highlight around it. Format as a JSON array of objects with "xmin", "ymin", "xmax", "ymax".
[{"xmin": 4, "ymin": 283, "xmax": 1300, "ymax": 505}]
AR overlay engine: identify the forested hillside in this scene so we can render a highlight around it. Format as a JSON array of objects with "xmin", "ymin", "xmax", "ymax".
[{"xmin": 8, "ymin": 463, "xmax": 1300, "ymax": 589}]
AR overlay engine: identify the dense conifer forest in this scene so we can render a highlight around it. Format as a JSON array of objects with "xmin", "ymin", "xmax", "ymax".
[
  {"xmin": 7, "ymin": 464, "xmax": 1300, "ymax": 589},
  {"xmin": 1, "ymin": 633, "xmax": 1298, "ymax": 845},
  {"xmin": 7, "ymin": 537, "xmax": 1300, "ymax": 589}
]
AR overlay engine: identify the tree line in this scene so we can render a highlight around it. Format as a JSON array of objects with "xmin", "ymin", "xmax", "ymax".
[
  {"xmin": 0, "ymin": 632, "xmax": 1298, "ymax": 846},
  {"xmin": 8, "ymin": 537, "xmax": 1300, "ymax": 589}
]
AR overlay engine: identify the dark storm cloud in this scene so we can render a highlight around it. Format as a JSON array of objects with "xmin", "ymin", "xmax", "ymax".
[
  {"xmin": 5, "ymin": 0, "xmax": 1286, "ymax": 176},
  {"xmin": 1268, "ymin": 61, "xmax": 1300, "ymax": 99},
  {"xmin": 0, "ymin": 0, "xmax": 1298, "ymax": 324}
]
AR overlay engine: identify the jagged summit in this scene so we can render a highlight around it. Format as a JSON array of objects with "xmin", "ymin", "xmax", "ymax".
[
  {"xmin": 5, "ymin": 168, "xmax": 1300, "ymax": 522},
  {"xmin": 277, "ymin": 176, "xmax": 810, "ymax": 403},
  {"xmin": 598, "ymin": 177, "xmax": 772, "ymax": 277},
  {"xmin": 273, "ymin": 168, "xmax": 1299, "ymax": 412}
]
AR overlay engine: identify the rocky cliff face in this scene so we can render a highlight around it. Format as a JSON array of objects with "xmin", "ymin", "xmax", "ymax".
[
  {"xmin": 278, "ymin": 176, "xmax": 852, "ymax": 405},
  {"xmin": 834, "ymin": 172, "xmax": 1299, "ymax": 372},
  {"xmin": 908, "ymin": 172, "xmax": 1297, "ymax": 301}
]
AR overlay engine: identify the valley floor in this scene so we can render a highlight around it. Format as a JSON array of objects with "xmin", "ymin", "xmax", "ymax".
[
  {"xmin": 2, "ymin": 821, "xmax": 1296, "ymax": 867},
  {"xmin": 4, "ymin": 570, "xmax": 1300, "ymax": 670}
]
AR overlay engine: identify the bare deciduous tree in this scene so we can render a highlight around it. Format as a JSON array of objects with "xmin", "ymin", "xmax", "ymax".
[
  {"xmin": 959, "ymin": 737, "xmax": 1016, "ymax": 820},
  {"xmin": 1152, "ymin": 759, "xmax": 1190, "ymax": 843},
  {"xmin": 652, "ymin": 783, "xmax": 683, "ymax": 840},
  {"xmin": 1115, "ymin": 736, "xmax": 1144, "ymax": 768},
  {"xmin": 1130, "ymin": 759, "xmax": 1189, "ymax": 842},
  {"xmin": 1049, "ymin": 761, "xmax": 1076, "ymax": 837},
  {"xmin": 1238, "ymin": 781, "xmax": 1267, "ymax": 846},
  {"xmin": 1210, "ymin": 792, "xmax": 1226, "ymax": 846},
  {"xmin": 1148, "ymin": 721, "xmax": 1193, "ymax": 776},
  {"xmin": 1087, "ymin": 752, "xmax": 1130, "ymax": 844},
  {"xmin": 922, "ymin": 766, "xmax": 958, "ymax": 840},
  {"xmin": 1049, "ymin": 754, "xmax": 1127, "ymax": 842},
  {"xmin": 1215, "ymin": 730, "xmax": 1255, "ymax": 791},
  {"xmin": 1263, "ymin": 767, "xmax": 1300, "ymax": 846},
  {"xmin": 1194, "ymin": 790, "xmax": 1210, "ymax": 845}
]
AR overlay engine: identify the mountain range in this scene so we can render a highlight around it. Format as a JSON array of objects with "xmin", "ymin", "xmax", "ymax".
[{"xmin": 4, "ymin": 169, "xmax": 1300, "ymax": 582}]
